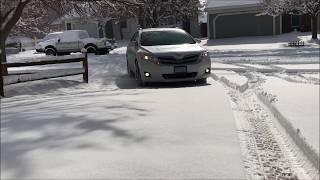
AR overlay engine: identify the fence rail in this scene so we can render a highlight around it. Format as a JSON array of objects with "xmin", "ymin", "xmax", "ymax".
[{"xmin": 0, "ymin": 53, "xmax": 88, "ymax": 97}]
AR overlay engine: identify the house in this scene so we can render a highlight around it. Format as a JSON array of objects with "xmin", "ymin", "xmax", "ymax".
[
  {"xmin": 49, "ymin": 0, "xmax": 203, "ymax": 40},
  {"xmin": 50, "ymin": 15, "xmax": 139, "ymax": 40},
  {"xmin": 51, "ymin": 15, "xmax": 202, "ymax": 40},
  {"xmin": 205, "ymin": 0, "xmax": 320, "ymax": 39}
]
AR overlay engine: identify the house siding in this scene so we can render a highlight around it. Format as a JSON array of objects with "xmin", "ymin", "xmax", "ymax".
[{"xmin": 72, "ymin": 22, "xmax": 98, "ymax": 38}]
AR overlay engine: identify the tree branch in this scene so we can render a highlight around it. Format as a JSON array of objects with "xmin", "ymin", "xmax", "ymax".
[{"xmin": 2, "ymin": 0, "xmax": 32, "ymax": 39}]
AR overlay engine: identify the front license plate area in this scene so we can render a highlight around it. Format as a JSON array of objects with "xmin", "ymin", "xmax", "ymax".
[{"xmin": 174, "ymin": 66, "xmax": 187, "ymax": 73}]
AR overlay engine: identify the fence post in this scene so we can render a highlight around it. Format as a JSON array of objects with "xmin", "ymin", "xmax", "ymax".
[
  {"xmin": 0, "ymin": 64, "xmax": 4, "ymax": 97},
  {"xmin": 83, "ymin": 52, "xmax": 88, "ymax": 83}
]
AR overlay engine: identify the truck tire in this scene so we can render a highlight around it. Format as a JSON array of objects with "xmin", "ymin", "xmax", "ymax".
[
  {"xmin": 45, "ymin": 48, "xmax": 57, "ymax": 56},
  {"xmin": 86, "ymin": 46, "xmax": 97, "ymax": 54}
]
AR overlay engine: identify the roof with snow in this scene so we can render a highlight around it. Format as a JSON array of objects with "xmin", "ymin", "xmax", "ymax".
[{"xmin": 205, "ymin": 0, "xmax": 261, "ymax": 11}]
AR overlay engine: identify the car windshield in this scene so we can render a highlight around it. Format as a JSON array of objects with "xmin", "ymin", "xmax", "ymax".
[
  {"xmin": 43, "ymin": 34, "xmax": 59, "ymax": 41},
  {"xmin": 141, "ymin": 30, "xmax": 196, "ymax": 46}
]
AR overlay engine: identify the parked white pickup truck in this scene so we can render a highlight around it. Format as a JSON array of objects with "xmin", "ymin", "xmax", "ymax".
[{"xmin": 36, "ymin": 30, "xmax": 114, "ymax": 55}]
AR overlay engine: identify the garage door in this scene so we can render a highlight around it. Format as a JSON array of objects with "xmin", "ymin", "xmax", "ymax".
[{"xmin": 215, "ymin": 13, "xmax": 274, "ymax": 38}]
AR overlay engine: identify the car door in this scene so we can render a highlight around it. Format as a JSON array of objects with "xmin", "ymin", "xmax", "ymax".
[
  {"xmin": 56, "ymin": 32, "xmax": 80, "ymax": 52},
  {"xmin": 127, "ymin": 32, "xmax": 139, "ymax": 70}
]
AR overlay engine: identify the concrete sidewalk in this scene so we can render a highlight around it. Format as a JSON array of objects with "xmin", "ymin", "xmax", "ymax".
[{"xmin": 1, "ymin": 78, "xmax": 246, "ymax": 179}]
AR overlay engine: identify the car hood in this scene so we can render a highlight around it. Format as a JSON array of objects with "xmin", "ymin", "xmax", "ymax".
[
  {"xmin": 37, "ymin": 38, "xmax": 57, "ymax": 47},
  {"xmin": 141, "ymin": 44, "xmax": 205, "ymax": 55}
]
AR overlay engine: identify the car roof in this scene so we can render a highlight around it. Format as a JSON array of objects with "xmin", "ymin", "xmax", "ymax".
[
  {"xmin": 139, "ymin": 28, "xmax": 186, "ymax": 33},
  {"xmin": 48, "ymin": 32, "xmax": 63, "ymax": 35},
  {"xmin": 64, "ymin": 30, "xmax": 87, "ymax": 33}
]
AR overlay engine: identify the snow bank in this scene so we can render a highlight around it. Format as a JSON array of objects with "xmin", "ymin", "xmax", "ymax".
[{"xmin": 212, "ymin": 70, "xmax": 249, "ymax": 92}]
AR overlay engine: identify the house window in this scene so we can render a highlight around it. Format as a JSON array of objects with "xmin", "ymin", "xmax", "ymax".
[{"xmin": 66, "ymin": 23, "xmax": 72, "ymax": 30}]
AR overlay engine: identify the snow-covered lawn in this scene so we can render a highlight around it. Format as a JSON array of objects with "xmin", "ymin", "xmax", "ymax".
[
  {"xmin": 274, "ymin": 64, "xmax": 320, "ymax": 70},
  {"xmin": 204, "ymin": 32, "xmax": 320, "ymax": 64}
]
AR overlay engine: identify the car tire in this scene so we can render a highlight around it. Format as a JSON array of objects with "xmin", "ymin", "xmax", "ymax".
[
  {"xmin": 135, "ymin": 60, "xmax": 145, "ymax": 86},
  {"xmin": 86, "ymin": 46, "xmax": 97, "ymax": 54},
  {"xmin": 45, "ymin": 48, "xmax": 57, "ymax": 56}
]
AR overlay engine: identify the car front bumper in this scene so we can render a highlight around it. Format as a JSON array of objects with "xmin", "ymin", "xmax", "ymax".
[
  {"xmin": 35, "ymin": 48, "xmax": 44, "ymax": 52},
  {"xmin": 138, "ymin": 57, "xmax": 211, "ymax": 82}
]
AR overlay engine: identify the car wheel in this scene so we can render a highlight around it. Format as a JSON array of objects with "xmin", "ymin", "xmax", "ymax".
[
  {"xmin": 45, "ymin": 48, "xmax": 57, "ymax": 56},
  {"xmin": 135, "ymin": 60, "xmax": 145, "ymax": 86},
  {"xmin": 86, "ymin": 46, "xmax": 97, "ymax": 54}
]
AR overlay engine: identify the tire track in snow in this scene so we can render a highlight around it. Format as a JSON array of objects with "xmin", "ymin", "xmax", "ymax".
[{"xmin": 214, "ymin": 71, "xmax": 318, "ymax": 179}]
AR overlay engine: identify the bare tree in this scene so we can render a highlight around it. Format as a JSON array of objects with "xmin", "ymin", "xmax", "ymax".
[
  {"xmin": 262, "ymin": 0, "xmax": 320, "ymax": 39},
  {"xmin": 141, "ymin": 0, "xmax": 201, "ymax": 28},
  {"xmin": 10, "ymin": 0, "xmax": 52, "ymax": 38}
]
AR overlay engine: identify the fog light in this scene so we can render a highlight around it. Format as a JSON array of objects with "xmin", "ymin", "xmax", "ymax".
[
  {"xmin": 205, "ymin": 68, "xmax": 211, "ymax": 73},
  {"xmin": 144, "ymin": 72, "xmax": 151, "ymax": 77}
]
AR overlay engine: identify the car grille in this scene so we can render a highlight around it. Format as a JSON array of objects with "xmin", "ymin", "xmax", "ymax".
[
  {"xmin": 163, "ymin": 72, "xmax": 197, "ymax": 79},
  {"xmin": 157, "ymin": 54, "xmax": 200, "ymax": 65}
]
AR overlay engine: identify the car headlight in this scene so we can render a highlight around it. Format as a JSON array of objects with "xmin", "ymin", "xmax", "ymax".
[
  {"xmin": 138, "ymin": 52, "xmax": 159, "ymax": 65},
  {"xmin": 201, "ymin": 51, "xmax": 209, "ymax": 57}
]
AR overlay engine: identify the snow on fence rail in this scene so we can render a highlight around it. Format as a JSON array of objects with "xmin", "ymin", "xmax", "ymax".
[{"xmin": 0, "ymin": 53, "xmax": 88, "ymax": 97}]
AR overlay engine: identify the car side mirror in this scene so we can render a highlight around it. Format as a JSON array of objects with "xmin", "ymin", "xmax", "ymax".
[{"xmin": 195, "ymin": 38, "xmax": 201, "ymax": 43}]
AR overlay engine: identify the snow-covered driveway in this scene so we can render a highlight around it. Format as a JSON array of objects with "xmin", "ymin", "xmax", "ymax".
[{"xmin": 1, "ymin": 47, "xmax": 245, "ymax": 179}]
